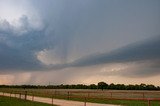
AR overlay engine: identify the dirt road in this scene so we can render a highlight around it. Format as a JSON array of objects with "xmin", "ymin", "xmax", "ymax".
[{"xmin": 0, "ymin": 92, "xmax": 120, "ymax": 106}]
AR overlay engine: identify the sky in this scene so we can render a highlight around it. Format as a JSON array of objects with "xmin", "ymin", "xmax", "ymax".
[{"xmin": 0, "ymin": 0, "xmax": 160, "ymax": 85}]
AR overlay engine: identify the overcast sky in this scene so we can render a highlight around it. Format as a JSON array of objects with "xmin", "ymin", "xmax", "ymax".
[{"xmin": 0, "ymin": 0, "xmax": 160, "ymax": 85}]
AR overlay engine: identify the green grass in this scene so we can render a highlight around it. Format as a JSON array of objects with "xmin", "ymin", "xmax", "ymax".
[
  {"xmin": 61, "ymin": 96, "xmax": 160, "ymax": 106},
  {"xmin": 0, "ymin": 96, "xmax": 57, "ymax": 106},
  {"xmin": 85, "ymin": 98, "xmax": 160, "ymax": 106}
]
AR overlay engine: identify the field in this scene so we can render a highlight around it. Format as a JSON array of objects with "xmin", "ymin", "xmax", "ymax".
[
  {"xmin": 0, "ymin": 96, "xmax": 56, "ymax": 106},
  {"xmin": 1, "ymin": 88, "xmax": 160, "ymax": 106}
]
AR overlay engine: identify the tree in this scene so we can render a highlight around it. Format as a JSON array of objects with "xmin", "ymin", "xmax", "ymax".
[
  {"xmin": 89, "ymin": 84, "xmax": 97, "ymax": 89},
  {"xmin": 98, "ymin": 82, "xmax": 108, "ymax": 90}
]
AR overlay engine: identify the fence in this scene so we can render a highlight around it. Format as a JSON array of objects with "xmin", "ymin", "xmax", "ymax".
[{"xmin": 0, "ymin": 89, "xmax": 160, "ymax": 106}]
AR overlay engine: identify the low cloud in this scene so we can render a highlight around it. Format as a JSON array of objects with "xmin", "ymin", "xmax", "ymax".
[
  {"xmin": 50, "ymin": 36, "xmax": 160, "ymax": 68},
  {"xmin": 1, "ymin": 15, "xmax": 160, "ymax": 78}
]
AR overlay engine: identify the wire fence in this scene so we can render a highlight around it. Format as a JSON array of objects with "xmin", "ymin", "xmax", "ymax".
[{"xmin": 0, "ymin": 89, "xmax": 160, "ymax": 106}]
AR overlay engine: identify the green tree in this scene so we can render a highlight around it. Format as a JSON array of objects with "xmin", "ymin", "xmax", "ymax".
[
  {"xmin": 89, "ymin": 84, "xmax": 97, "ymax": 89},
  {"xmin": 98, "ymin": 82, "xmax": 108, "ymax": 90}
]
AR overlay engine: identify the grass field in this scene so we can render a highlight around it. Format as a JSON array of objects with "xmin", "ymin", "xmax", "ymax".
[
  {"xmin": 1, "ymin": 88, "xmax": 160, "ymax": 106},
  {"xmin": 0, "ymin": 96, "xmax": 56, "ymax": 106}
]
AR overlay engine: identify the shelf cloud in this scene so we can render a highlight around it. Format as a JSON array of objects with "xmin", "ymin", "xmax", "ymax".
[
  {"xmin": 68, "ymin": 36, "xmax": 160, "ymax": 67},
  {"xmin": 0, "ymin": 0, "xmax": 160, "ymax": 84}
]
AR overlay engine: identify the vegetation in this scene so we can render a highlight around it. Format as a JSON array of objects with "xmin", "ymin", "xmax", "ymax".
[
  {"xmin": 0, "ymin": 82, "xmax": 160, "ymax": 90},
  {"xmin": 72, "ymin": 98, "xmax": 160, "ymax": 106},
  {"xmin": 0, "ymin": 96, "xmax": 56, "ymax": 106}
]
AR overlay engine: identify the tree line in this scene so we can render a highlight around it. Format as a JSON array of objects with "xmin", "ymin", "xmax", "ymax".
[{"xmin": 0, "ymin": 82, "xmax": 160, "ymax": 90}]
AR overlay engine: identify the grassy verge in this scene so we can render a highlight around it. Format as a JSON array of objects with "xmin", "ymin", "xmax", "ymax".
[
  {"xmin": 26, "ymin": 93, "xmax": 160, "ymax": 106},
  {"xmin": 79, "ymin": 98, "xmax": 160, "ymax": 106},
  {"xmin": 60, "ymin": 96, "xmax": 160, "ymax": 106},
  {"xmin": 0, "ymin": 96, "xmax": 57, "ymax": 106}
]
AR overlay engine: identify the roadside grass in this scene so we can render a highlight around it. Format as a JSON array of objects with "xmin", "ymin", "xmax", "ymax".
[
  {"xmin": 0, "ymin": 96, "xmax": 57, "ymax": 106},
  {"xmin": 85, "ymin": 99, "xmax": 160, "ymax": 106},
  {"xmin": 24, "ymin": 93, "xmax": 160, "ymax": 106},
  {"xmin": 60, "ymin": 97, "xmax": 160, "ymax": 106}
]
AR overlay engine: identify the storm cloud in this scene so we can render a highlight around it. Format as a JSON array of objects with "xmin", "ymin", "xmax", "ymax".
[
  {"xmin": 70, "ymin": 36, "xmax": 160, "ymax": 67},
  {"xmin": 0, "ymin": 15, "xmax": 53, "ymax": 70},
  {"xmin": 0, "ymin": 0, "xmax": 160, "ymax": 84},
  {"xmin": 50, "ymin": 36, "xmax": 160, "ymax": 70}
]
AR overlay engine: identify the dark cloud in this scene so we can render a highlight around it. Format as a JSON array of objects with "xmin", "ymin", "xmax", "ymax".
[
  {"xmin": 0, "ymin": 0, "xmax": 160, "ymax": 74},
  {"xmin": 71, "ymin": 36, "xmax": 160, "ymax": 66},
  {"xmin": 114, "ymin": 60, "xmax": 160, "ymax": 78},
  {"xmin": 0, "ymin": 15, "xmax": 54, "ymax": 71},
  {"xmin": 0, "ymin": 42, "xmax": 43, "ymax": 70},
  {"xmin": 50, "ymin": 36, "xmax": 160, "ymax": 70}
]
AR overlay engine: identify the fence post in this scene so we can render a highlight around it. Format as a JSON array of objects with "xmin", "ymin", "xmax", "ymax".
[
  {"xmin": 67, "ymin": 91, "xmax": 70, "ymax": 100},
  {"xmin": 32, "ymin": 94, "xmax": 34, "ymax": 101},
  {"xmin": 24, "ymin": 91, "xmax": 27, "ymax": 100},
  {"xmin": 84, "ymin": 97, "xmax": 87, "ymax": 106},
  {"xmin": 19, "ymin": 93, "xmax": 21, "ymax": 99},
  {"xmin": 148, "ymin": 100, "xmax": 150, "ymax": 106},
  {"xmin": 54, "ymin": 90, "xmax": 56, "ymax": 98},
  {"xmin": 52, "ymin": 95, "xmax": 54, "ymax": 106},
  {"xmin": 10, "ymin": 92, "xmax": 11, "ymax": 99}
]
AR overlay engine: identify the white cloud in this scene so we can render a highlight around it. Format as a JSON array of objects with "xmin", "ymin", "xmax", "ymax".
[
  {"xmin": 0, "ymin": 15, "xmax": 44, "ymax": 36},
  {"xmin": 37, "ymin": 48, "xmax": 66, "ymax": 65}
]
